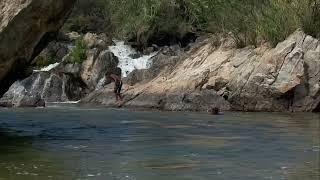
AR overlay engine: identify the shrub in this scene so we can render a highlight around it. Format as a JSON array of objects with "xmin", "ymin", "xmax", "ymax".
[
  {"xmin": 302, "ymin": 0, "xmax": 320, "ymax": 38},
  {"xmin": 64, "ymin": 0, "xmax": 320, "ymax": 47},
  {"xmin": 62, "ymin": 0, "xmax": 111, "ymax": 33},
  {"xmin": 69, "ymin": 37, "xmax": 87, "ymax": 64},
  {"xmin": 35, "ymin": 54, "xmax": 57, "ymax": 68}
]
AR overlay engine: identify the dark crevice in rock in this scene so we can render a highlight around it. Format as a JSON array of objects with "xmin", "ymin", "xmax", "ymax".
[
  {"xmin": 270, "ymin": 44, "xmax": 296, "ymax": 85},
  {"xmin": 157, "ymin": 99, "xmax": 166, "ymax": 110},
  {"xmin": 0, "ymin": 58, "xmax": 29, "ymax": 97},
  {"xmin": 278, "ymin": 88, "xmax": 295, "ymax": 112},
  {"xmin": 30, "ymin": 32, "xmax": 59, "ymax": 60},
  {"xmin": 313, "ymin": 102, "xmax": 320, "ymax": 112},
  {"xmin": 223, "ymin": 94, "xmax": 229, "ymax": 101},
  {"xmin": 64, "ymin": 75, "xmax": 88, "ymax": 101},
  {"xmin": 130, "ymin": 32, "xmax": 198, "ymax": 52}
]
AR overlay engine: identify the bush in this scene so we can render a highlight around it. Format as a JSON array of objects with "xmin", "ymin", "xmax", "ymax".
[
  {"xmin": 69, "ymin": 37, "xmax": 87, "ymax": 64},
  {"xmin": 35, "ymin": 54, "xmax": 57, "ymax": 68},
  {"xmin": 302, "ymin": 0, "xmax": 320, "ymax": 38},
  {"xmin": 65, "ymin": 0, "xmax": 320, "ymax": 47},
  {"xmin": 62, "ymin": 0, "xmax": 111, "ymax": 33}
]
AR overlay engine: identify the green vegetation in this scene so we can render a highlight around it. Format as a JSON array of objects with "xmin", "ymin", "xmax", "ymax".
[
  {"xmin": 63, "ymin": 0, "xmax": 111, "ymax": 33},
  {"xmin": 64, "ymin": 0, "xmax": 320, "ymax": 47},
  {"xmin": 35, "ymin": 54, "xmax": 57, "ymax": 68},
  {"xmin": 69, "ymin": 37, "xmax": 87, "ymax": 64}
]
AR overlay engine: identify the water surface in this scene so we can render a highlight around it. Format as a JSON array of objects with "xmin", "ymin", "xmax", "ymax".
[{"xmin": 0, "ymin": 107, "xmax": 319, "ymax": 180}]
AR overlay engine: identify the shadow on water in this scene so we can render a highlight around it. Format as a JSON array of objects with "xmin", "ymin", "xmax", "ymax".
[{"xmin": 0, "ymin": 128, "xmax": 73, "ymax": 180}]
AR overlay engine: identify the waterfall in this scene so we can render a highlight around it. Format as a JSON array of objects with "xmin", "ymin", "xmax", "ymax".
[
  {"xmin": 108, "ymin": 40, "xmax": 157, "ymax": 77},
  {"xmin": 34, "ymin": 62, "xmax": 60, "ymax": 72}
]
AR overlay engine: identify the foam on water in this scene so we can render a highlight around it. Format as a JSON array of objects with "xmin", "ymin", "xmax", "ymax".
[
  {"xmin": 109, "ymin": 40, "xmax": 157, "ymax": 77},
  {"xmin": 34, "ymin": 62, "xmax": 60, "ymax": 72}
]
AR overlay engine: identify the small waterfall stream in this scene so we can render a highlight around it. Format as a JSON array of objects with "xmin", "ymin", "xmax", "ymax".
[{"xmin": 109, "ymin": 40, "xmax": 157, "ymax": 77}]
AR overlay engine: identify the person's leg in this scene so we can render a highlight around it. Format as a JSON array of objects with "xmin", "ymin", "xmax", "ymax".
[
  {"xmin": 115, "ymin": 93, "xmax": 119, "ymax": 101},
  {"xmin": 114, "ymin": 88, "xmax": 119, "ymax": 101},
  {"xmin": 118, "ymin": 93, "xmax": 123, "ymax": 101},
  {"xmin": 118, "ymin": 82, "xmax": 123, "ymax": 100}
]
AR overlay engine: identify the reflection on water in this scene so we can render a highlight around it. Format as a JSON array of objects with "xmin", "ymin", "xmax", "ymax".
[{"xmin": 0, "ymin": 108, "xmax": 319, "ymax": 180}]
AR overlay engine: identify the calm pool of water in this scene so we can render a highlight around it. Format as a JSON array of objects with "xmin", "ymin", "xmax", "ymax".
[{"xmin": 0, "ymin": 107, "xmax": 319, "ymax": 180}]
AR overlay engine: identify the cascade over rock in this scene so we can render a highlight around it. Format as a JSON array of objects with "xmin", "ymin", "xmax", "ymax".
[
  {"xmin": 0, "ymin": 32, "xmax": 120, "ymax": 107},
  {"xmin": 0, "ymin": 72, "xmax": 85, "ymax": 107},
  {"xmin": 0, "ymin": 0, "xmax": 76, "ymax": 96}
]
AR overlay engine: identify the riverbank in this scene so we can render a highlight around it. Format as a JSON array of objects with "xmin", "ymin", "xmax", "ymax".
[
  {"xmin": 81, "ymin": 30, "xmax": 320, "ymax": 112},
  {"xmin": 1, "ymin": 30, "xmax": 320, "ymax": 113}
]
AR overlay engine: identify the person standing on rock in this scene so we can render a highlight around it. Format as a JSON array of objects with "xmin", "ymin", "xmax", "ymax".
[{"xmin": 107, "ymin": 73, "xmax": 123, "ymax": 101}]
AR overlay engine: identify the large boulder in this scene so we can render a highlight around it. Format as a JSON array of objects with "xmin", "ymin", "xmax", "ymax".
[
  {"xmin": 0, "ymin": 72, "xmax": 86, "ymax": 107},
  {"xmin": 80, "ymin": 49, "xmax": 119, "ymax": 90},
  {"xmin": 0, "ymin": 0, "xmax": 76, "ymax": 96},
  {"xmin": 83, "ymin": 32, "xmax": 113, "ymax": 49},
  {"xmin": 125, "ymin": 46, "xmax": 185, "ymax": 85}
]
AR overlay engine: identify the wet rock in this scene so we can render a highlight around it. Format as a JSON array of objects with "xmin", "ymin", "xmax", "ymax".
[
  {"xmin": 129, "ymin": 53, "xmax": 142, "ymax": 59},
  {"xmin": 0, "ymin": 72, "xmax": 86, "ymax": 107}
]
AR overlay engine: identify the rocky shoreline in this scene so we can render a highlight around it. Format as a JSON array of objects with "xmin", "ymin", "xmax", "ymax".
[
  {"xmin": 2, "ymin": 30, "xmax": 319, "ymax": 113},
  {"xmin": 1, "ymin": 1, "xmax": 319, "ymax": 112},
  {"xmin": 79, "ymin": 30, "xmax": 320, "ymax": 113}
]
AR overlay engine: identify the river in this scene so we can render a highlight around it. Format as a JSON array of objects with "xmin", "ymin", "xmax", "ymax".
[{"xmin": 0, "ymin": 107, "xmax": 319, "ymax": 180}]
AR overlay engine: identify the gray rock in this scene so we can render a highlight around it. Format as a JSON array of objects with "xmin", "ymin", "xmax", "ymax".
[
  {"xmin": 83, "ymin": 33, "xmax": 113, "ymax": 49},
  {"xmin": 54, "ymin": 56, "xmax": 82, "ymax": 77},
  {"xmin": 80, "ymin": 49, "xmax": 119, "ymax": 90},
  {"xmin": 83, "ymin": 30, "xmax": 320, "ymax": 112},
  {"xmin": 0, "ymin": 0, "xmax": 76, "ymax": 96},
  {"xmin": 0, "ymin": 72, "xmax": 86, "ymax": 107},
  {"xmin": 32, "ymin": 41, "xmax": 70, "ymax": 65}
]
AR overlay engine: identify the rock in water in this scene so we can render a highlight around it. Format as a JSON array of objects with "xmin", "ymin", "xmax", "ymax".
[
  {"xmin": 0, "ymin": 72, "xmax": 85, "ymax": 107},
  {"xmin": 0, "ymin": 0, "xmax": 76, "ymax": 96}
]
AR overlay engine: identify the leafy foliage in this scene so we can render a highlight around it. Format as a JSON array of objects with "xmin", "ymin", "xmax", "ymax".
[
  {"xmin": 35, "ymin": 54, "xmax": 57, "ymax": 68},
  {"xmin": 69, "ymin": 37, "xmax": 87, "ymax": 64},
  {"xmin": 64, "ymin": 0, "xmax": 320, "ymax": 47},
  {"xmin": 63, "ymin": 0, "xmax": 111, "ymax": 33}
]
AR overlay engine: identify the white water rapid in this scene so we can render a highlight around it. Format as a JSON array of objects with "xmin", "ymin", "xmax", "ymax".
[{"xmin": 109, "ymin": 40, "xmax": 157, "ymax": 77}]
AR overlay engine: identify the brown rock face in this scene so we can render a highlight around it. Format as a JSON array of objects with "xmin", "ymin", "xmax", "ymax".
[{"xmin": 0, "ymin": 0, "xmax": 76, "ymax": 96}]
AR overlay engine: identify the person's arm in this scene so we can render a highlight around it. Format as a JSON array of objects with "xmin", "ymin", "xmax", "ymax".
[
  {"xmin": 110, "ymin": 74, "xmax": 122, "ymax": 82},
  {"xmin": 109, "ymin": 74, "xmax": 117, "ymax": 82}
]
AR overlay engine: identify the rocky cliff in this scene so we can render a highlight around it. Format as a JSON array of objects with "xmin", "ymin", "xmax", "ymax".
[
  {"xmin": 0, "ymin": 32, "xmax": 119, "ymax": 107},
  {"xmin": 1, "ymin": 28, "xmax": 319, "ymax": 112},
  {"xmin": 0, "ymin": 0, "xmax": 76, "ymax": 96},
  {"xmin": 82, "ymin": 30, "xmax": 320, "ymax": 112}
]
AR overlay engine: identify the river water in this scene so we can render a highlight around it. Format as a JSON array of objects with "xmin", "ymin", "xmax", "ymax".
[{"xmin": 0, "ymin": 107, "xmax": 319, "ymax": 180}]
